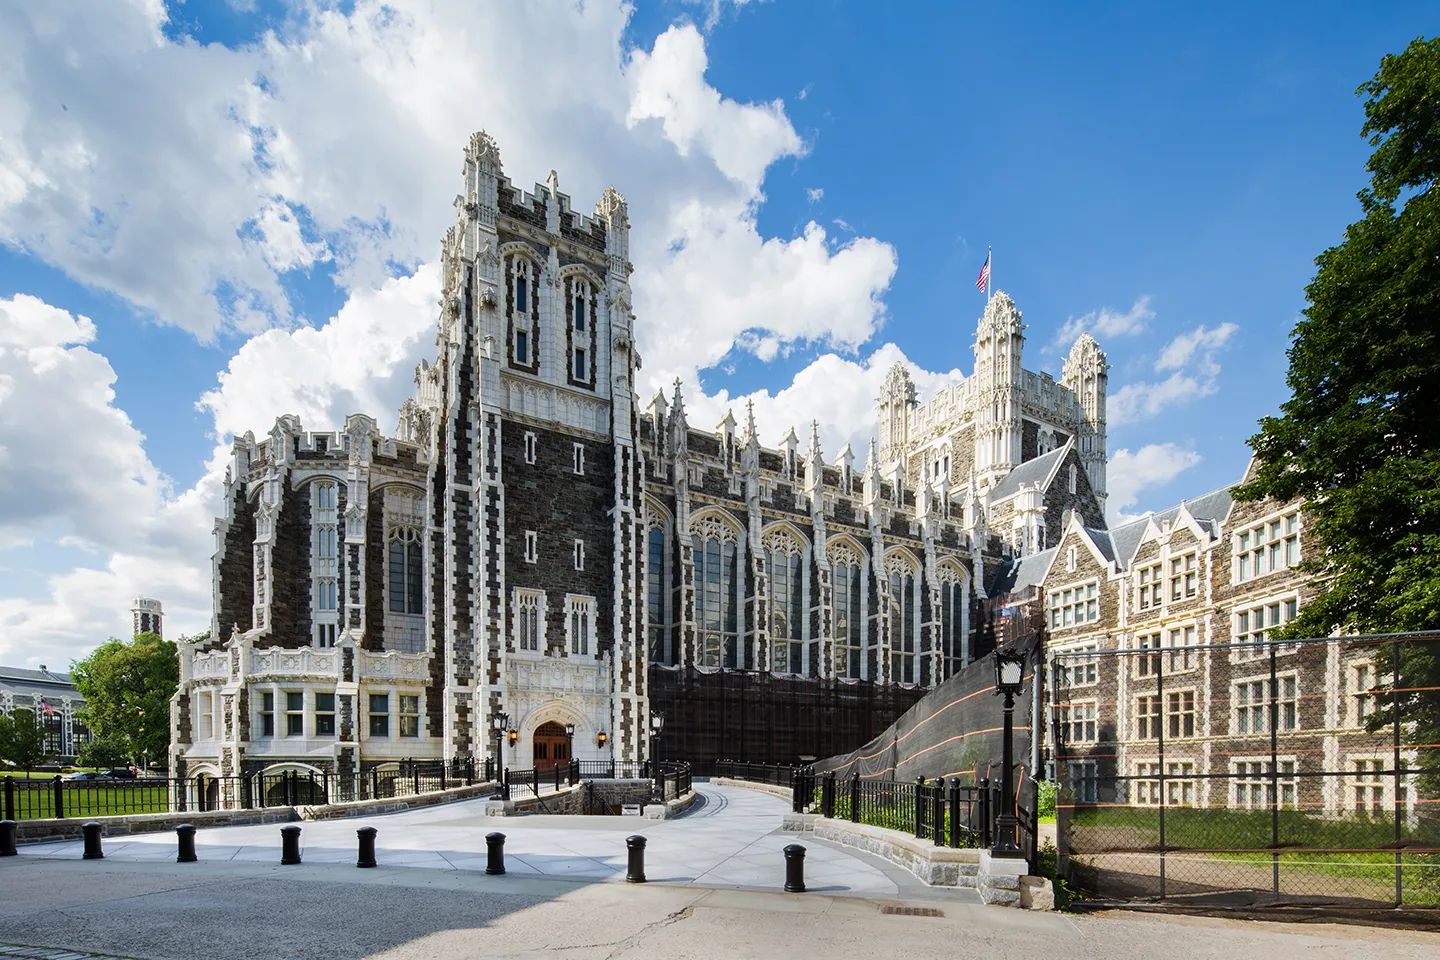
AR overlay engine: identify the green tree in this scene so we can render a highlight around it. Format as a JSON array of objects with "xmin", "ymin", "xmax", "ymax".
[
  {"xmin": 0, "ymin": 708, "xmax": 53, "ymax": 772},
  {"xmin": 1235, "ymin": 37, "xmax": 1440, "ymax": 785},
  {"xmin": 76, "ymin": 735, "xmax": 130, "ymax": 771},
  {"xmin": 70, "ymin": 631, "xmax": 179, "ymax": 768}
]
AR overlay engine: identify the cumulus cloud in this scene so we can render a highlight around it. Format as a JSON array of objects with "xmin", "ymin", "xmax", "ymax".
[
  {"xmin": 1107, "ymin": 443, "xmax": 1203, "ymax": 525},
  {"xmin": 0, "ymin": 1, "xmax": 902, "ymax": 666},
  {"xmin": 1051, "ymin": 295, "xmax": 1154, "ymax": 351},
  {"xmin": 1110, "ymin": 321, "xmax": 1239, "ymax": 426}
]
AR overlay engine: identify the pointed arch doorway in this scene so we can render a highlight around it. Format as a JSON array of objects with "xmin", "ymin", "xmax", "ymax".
[{"xmin": 533, "ymin": 720, "xmax": 572, "ymax": 771}]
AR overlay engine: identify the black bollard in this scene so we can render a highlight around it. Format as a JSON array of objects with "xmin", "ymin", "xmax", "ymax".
[
  {"xmin": 176, "ymin": 824, "xmax": 197, "ymax": 863},
  {"xmin": 626, "ymin": 835, "xmax": 647, "ymax": 883},
  {"xmin": 0, "ymin": 820, "xmax": 16, "ymax": 857},
  {"xmin": 485, "ymin": 832, "xmax": 506, "ymax": 875},
  {"xmin": 783, "ymin": 843, "xmax": 806, "ymax": 893},
  {"xmin": 356, "ymin": 826, "xmax": 377, "ymax": 868},
  {"xmin": 81, "ymin": 822, "xmax": 104, "ymax": 860},
  {"xmin": 280, "ymin": 824, "xmax": 302, "ymax": 865}
]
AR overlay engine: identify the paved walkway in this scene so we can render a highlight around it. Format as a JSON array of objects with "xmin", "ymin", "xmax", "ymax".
[{"xmin": 11, "ymin": 782, "xmax": 943, "ymax": 900}]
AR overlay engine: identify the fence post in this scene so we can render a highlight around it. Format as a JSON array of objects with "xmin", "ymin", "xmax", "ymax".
[
  {"xmin": 1392, "ymin": 638, "xmax": 1404, "ymax": 905},
  {"xmin": 790, "ymin": 768, "xmax": 804, "ymax": 813},
  {"xmin": 932, "ymin": 778, "xmax": 945, "ymax": 847},
  {"xmin": 1267, "ymin": 645, "xmax": 1277, "ymax": 898},
  {"xmin": 502, "ymin": 768, "xmax": 511, "ymax": 802},
  {"xmin": 849, "ymin": 773, "xmax": 859, "ymax": 824},
  {"xmin": 3, "ymin": 776, "xmax": 14, "ymax": 823},
  {"xmin": 978, "ymin": 777, "xmax": 990, "ymax": 849},
  {"xmin": 53, "ymin": 775, "xmax": 64, "ymax": 820},
  {"xmin": 947, "ymin": 778, "xmax": 961, "ymax": 848},
  {"xmin": 413, "ymin": 762, "xmax": 421, "ymax": 797},
  {"xmin": 532, "ymin": 768, "xmax": 539, "ymax": 798},
  {"xmin": 242, "ymin": 775, "xmax": 253, "ymax": 810},
  {"xmin": 821, "ymin": 772, "xmax": 835, "ymax": 819},
  {"xmin": 913, "ymin": 778, "xmax": 924, "ymax": 839},
  {"xmin": 440, "ymin": 761, "xmax": 448, "ymax": 792}
]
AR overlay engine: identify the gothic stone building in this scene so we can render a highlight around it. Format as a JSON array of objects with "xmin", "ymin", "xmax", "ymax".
[{"xmin": 169, "ymin": 132, "xmax": 1110, "ymax": 786}]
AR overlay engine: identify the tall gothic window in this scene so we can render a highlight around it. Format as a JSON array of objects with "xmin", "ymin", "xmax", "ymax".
[
  {"xmin": 938, "ymin": 568, "xmax": 968, "ymax": 681},
  {"xmin": 389, "ymin": 528, "xmax": 423, "ymax": 614},
  {"xmin": 831, "ymin": 549, "xmax": 865, "ymax": 680},
  {"xmin": 693, "ymin": 519, "xmax": 739, "ymax": 669},
  {"xmin": 888, "ymin": 556, "xmax": 918, "ymax": 684},
  {"xmin": 767, "ymin": 538, "xmax": 804, "ymax": 675},
  {"xmin": 647, "ymin": 525, "xmax": 671, "ymax": 664},
  {"xmin": 510, "ymin": 256, "xmax": 536, "ymax": 367}
]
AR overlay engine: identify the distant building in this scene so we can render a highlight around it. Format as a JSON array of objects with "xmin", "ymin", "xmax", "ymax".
[
  {"xmin": 0, "ymin": 664, "xmax": 90, "ymax": 760},
  {"xmin": 133, "ymin": 597, "xmax": 164, "ymax": 637}
]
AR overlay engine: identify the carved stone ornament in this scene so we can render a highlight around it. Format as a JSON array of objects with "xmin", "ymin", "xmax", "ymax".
[
  {"xmin": 761, "ymin": 527, "xmax": 804, "ymax": 556},
  {"xmin": 884, "ymin": 550, "xmax": 919, "ymax": 577},
  {"xmin": 691, "ymin": 513, "xmax": 741, "ymax": 546},
  {"xmin": 478, "ymin": 287, "xmax": 497, "ymax": 309},
  {"xmin": 828, "ymin": 541, "xmax": 864, "ymax": 567}
]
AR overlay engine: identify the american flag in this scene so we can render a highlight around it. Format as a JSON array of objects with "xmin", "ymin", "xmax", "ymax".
[
  {"xmin": 41, "ymin": 701, "xmax": 55, "ymax": 717},
  {"xmin": 975, "ymin": 251, "xmax": 991, "ymax": 291}
]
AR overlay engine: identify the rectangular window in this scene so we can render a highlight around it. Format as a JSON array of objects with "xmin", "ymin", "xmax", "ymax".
[
  {"xmin": 315, "ymin": 692, "xmax": 335, "ymax": 737},
  {"xmin": 1135, "ymin": 563, "xmax": 1162, "ymax": 610},
  {"xmin": 515, "ymin": 590, "xmax": 542, "ymax": 651},
  {"xmin": 1166, "ymin": 624, "xmax": 1198, "ymax": 672},
  {"xmin": 572, "ymin": 443, "xmax": 585, "ymax": 475},
  {"xmin": 574, "ymin": 292, "xmax": 586, "ymax": 331},
  {"xmin": 524, "ymin": 531, "xmax": 537, "ymax": 564},
  {"xmin": 1061, "ymin": 701, "xmax": 1098, "ymax": 742},
  {"xmin": 316, "ymin": 524, "xmax": 337, "ymax": 559},
  {"xmin": 314, "ymin": 623, "xmax": 336, "ymax": 648},
  {"xmin": 1169, "ymin": 552, "xmax": 1198, "ymax": 601},
  {"xmin": 1234, "ymin": 675, "xmax": 1299, "ymax": 734},
  {"xmin": 1132, "ymin": 762, "xmax": 1162, "ymax": 806},
  {"xmin": 1049, "ymin": 581, "xmax": 1099, "ymax": 629},
  {"xmin": 1233, "ymin": 760, "xmax": 1298, "ymax": 810},
  {"xmin": 569, "ymin": 596, "xmax": 594, "ymax": 655},
  {"xmin": 198, "ymin": 692, "xmax": 214, "ymax": 740},
  {"xmin": 1233, "ymin": 596, "xmax": 1299, "ymax": 660},
  {"xmin": 259, "ymin": 692, "xmax": 275, "ymax": 738},
  {"xmin": 1351, "ymin": 759, "xmax": 1398, "ymax": 815},
  {"xmin": 368, "ymin": 693, "xmax": 389, "ymax": 737},
  {"xmin": 316, "ymin": 483, "xmax": 334, "ymax": 509},
  {"xmin": 1167, "ymin": 690, "xmax": 1196, "ymax": 738},
  {"xmin": 834, "ymin": 560, "xmax": 865, "ymax": 680},
  {"xmin": 1067, "ymin": 759, "xmax": 1099, "ymax": 803},
  {"xmin": 573, "ymin": 539, "xmax": 585, "ymax": 571},
  {"xmin": 1135, "ymin": 695, "xmax": 1162, "ymax": 739},
  {"xmin": 647, "ymin": 526, "xmax": 669, "ymax": 665},
  {"xmin": 524, "ymin": 432, "xmax": 537, "ymax": 465},
  {"xmin": 1135, "ymin": 632, "xmax": 1162, "ymax": 677},
  {"xmin": 1236, "ymin": 510, "xmax": 1300, "ymax": 581},
  {"xmin": 399, "ymin": 695, "xmax": 420, "ymax": 738},
  {"xmin": 515, "ymin": 328, "xmax": 529, "ymax": 365},
  {"xmin": 1165, "ymin": 762, "xmax": 1196, "ymax": 807},
  {"xmin": 1058, "ymin": 645, "xmax": 1098, "ymax": 687},
  {"xmin": 573, "ymin": 348, "xmax": 586, "ymax": 380},
  {"xmin": 516, "ymin": 274, "xmax": 528, "ymax": 314},
  {"xmin": 1352, "ymin": 662, "xmax": 1377, "ymax": 727},
  {"xmin": 316, "ymin": 579, "xmax": 337, "ymax": 611},
  {"xmin": 285, "ymin": 692, "xmax": 304, "ymax": 737}
]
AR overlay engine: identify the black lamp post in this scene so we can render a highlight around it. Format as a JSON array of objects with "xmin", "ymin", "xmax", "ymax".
[
  {"xmin": 991, "ymin": 647, "xmax": 1026, "ymax": 860},
  {"xmin": 565, "ymin": 723, "xmax": 575, "ymax": 764},
  {"xmin": 649, "ymin": 711, "xmax": 665, "ymax": 784},
  {"xmin": 490, "ymin": 710, "xmax": 510, "ymax": 789}
]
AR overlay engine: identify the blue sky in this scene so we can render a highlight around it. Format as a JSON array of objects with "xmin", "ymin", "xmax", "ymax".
[{"xmin": 0, "ymin": 0, "xmax": 1433, "ymax": 666}]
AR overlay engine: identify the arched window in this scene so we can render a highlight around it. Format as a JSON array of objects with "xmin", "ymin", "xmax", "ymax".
[
  {"xmin": 389, "ymin": 528, "xmax": 423, "ymax": 615},
  {"xmin": 315, "ymin": 482, "xmax": 336, "ymax": 510},
  {"xmin": 766, "ymin": 533, "xmax": 805, "ymax": 675},
  {"xmin": 887, "ymin": 553, "xmax": 918, "ymax": 684},
  {"xmin": 646, "ymin": 524, "xmax": 671, "ymax": 664},
  {"xmin": 937, "ymin": 564, "xmax": 969, "ymax": 681},
  {"xmin": 692, "ymin": 516, "xmax": 740, "ymax": 669},
  {"xmin": 830, "ymin": 543, "xmax": 865, "ymax": 680},
  {"xmin": 509, "ymin": 256, "xmax": 536, "ymax": 367}
]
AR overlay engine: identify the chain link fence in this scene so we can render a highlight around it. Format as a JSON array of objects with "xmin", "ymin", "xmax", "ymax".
[{"xmin": 1051, "ymin": 633, "xmax": 1439, "ymax": 910}]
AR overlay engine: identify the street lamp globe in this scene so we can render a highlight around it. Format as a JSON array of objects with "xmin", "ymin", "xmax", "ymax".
[{"xmin": 994, "ymin": 648, "xmax": 1025, "ymax": 693}]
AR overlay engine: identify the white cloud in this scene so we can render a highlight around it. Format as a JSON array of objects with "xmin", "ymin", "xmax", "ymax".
[
  {"xmin": 0, "ymin": 2, "xmax": 901, "ymax": 667},
  {"xmin": 1051, "ymin": 295, "xmax": 1154, "ymax": 350},
  {"xmin": 1106, "ymin": 443, "xmax": 1203, "ymax": 525},
  {"xmin": 807, "ymin": 187, "xmax": 823, "ymax": 203},
  {"xmin": 1109, "ymin": 321, "xmax": 1239, "ymax": 426}
]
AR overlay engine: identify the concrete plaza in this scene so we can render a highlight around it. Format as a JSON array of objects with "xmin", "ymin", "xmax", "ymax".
[{"xmin": 0, "ymin": 783, "xmax": 1436, "ymax": 960}]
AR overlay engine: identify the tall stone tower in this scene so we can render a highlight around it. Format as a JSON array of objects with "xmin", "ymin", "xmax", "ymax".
[
  {"xmin": 1061, "ymin": 333, "xmax": 1108, "ymax": 505},
  {"xmin": 972, "ymin": 292, "xmax": 1025, "ymax": 493},
  {"xmin": 132, "ymin": 597, "xmax": 163, "ymax": 637}
]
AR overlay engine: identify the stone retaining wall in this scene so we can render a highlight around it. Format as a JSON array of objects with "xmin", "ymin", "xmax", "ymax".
[{"xmin": 711, "ymin": 778, "xmax": 793, "ymax": 802}]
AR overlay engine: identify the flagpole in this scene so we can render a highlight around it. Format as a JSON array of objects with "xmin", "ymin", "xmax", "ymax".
[{"xmin": 987, "ymin": 246, "xmax": 992, "ymax": 299}]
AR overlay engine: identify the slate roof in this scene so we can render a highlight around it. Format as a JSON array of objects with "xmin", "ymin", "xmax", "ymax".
[
  {"xmin": 989, "ymin": 547, "xmax": 1057, "ymax": 597},
  {"xmin": 989, "ymin": 446, "xmax": 1068, "ymax": 501},
  {"xmin": 0, "ymin": 665, "xmax": 83, "ymax": 702}
]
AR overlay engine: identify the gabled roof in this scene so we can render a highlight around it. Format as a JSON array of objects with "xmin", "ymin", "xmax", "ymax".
[
  {"xmin": 1084, "ymin": 527, "xmax": 1116, "ymax": 564},
  {"xmin": 1107, "ymin": 480, "xmax": 1238, "ymax": 570},
  {"xmin": 989, "ymin": 444, "xmax": 1070, "ymax": 502},
  {"xmin": 989, "ymin": 547, "xmax": 1058, "ymax": 597}
]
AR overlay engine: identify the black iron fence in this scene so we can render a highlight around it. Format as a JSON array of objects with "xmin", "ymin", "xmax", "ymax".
[
  {"xmin": 2, "ymin": 757, "xmax": 489, "ymax": 822},
  {"xmin": 502, "ymin": 760, "xmax": 693, "ymax": 802},
  {"xmin": 712, "ymin": 760, "xmax": 801, "ymax": 786},
  {"xmin": 1051, "ymin": 633, "xmax": 1440, "ymax": 909}
]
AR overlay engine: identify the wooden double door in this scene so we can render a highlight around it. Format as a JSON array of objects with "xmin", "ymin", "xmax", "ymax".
[{"xmin": 533, "ymin": 721, "xmax": 572, "ymax": 771}]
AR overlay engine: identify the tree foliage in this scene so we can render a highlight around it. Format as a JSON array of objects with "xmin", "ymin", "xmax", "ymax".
[
  {"xmin": 0, "ymin": 708, "xmax": 53, "ymax": 771},
  {"xmin": 1234, "ymin": 37, "xmax": 1440, "ymax": 783},
  {"xmin": 70, "ymin": 631, "xmax": 179, "ymax": 767},
  {"xmin": 77, "ymin": 735, "xmax": 130, "ymax": 771}
]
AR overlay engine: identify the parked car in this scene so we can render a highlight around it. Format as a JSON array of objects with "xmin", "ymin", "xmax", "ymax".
[
  {"xmin": 62, "ymin": 771, "xmax": 105, "ymax": 781},
  {"xmin": 104, "ymin": 768, "xmax": 138, "ymax": 779}
]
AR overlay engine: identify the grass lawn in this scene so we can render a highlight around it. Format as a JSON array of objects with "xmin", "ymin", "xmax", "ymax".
[{"xmin": 4, "ymin": 777, "xmax": 172, "ymax": 820}]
